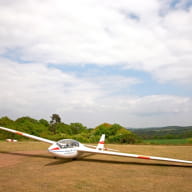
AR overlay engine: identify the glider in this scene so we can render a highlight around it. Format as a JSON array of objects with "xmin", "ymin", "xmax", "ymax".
[{"xmin": 0, "ymin": 126, "xmax": 192, "ymax": 164}]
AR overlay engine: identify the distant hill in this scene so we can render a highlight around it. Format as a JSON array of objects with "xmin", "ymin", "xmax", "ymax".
[{"xmin": 129, "ymin": 126, "xmax": 192, "ymax": 139}]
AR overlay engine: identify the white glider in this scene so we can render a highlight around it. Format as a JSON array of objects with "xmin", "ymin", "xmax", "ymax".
[{"xmin": 0, "ymin": 126, "xmax": 192, "ymax": 164}]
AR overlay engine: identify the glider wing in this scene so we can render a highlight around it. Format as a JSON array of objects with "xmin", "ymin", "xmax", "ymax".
[
  {"xmin": 0, "ymin": 126, "xmax": 55, "ymax": 144},
  {"xmin": 78, "ymin": 147, "xmax": 192, "ymax": 164}
]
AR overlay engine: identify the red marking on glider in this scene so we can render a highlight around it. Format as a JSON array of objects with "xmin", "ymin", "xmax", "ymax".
[
  {"xmin": 51, "ymin": 147, "xmax": 60, "ymax": 150},
  {"xmin": 138, "ymin": 156, "xmax": 150, "ymax": 160},
  {"xmin": 16, "ymin": 132, "xmax": 23, "ymax": 136},
  {"xmin": 99, "ymin": 141, "xmax": 104, "ymax": 144}
]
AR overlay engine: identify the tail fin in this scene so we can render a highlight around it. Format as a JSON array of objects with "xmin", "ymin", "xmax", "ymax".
[{"xmin": 96, "ymin": 134, "xmax": 105, "ymax": 151}]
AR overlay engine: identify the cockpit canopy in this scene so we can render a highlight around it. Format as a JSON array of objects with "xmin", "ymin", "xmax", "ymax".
[{"xmin": 56, "ymin": 139, "xmax": 79, "ymax": 149}]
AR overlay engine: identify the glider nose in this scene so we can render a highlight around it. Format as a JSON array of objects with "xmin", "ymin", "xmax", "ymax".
[
  {"xmin": 50, "ymin": 147, "xmax": 60, "ymax": 151},
  {"xmin": 48, "ymin": 144, "xmax": 60, "ymax": 152}
]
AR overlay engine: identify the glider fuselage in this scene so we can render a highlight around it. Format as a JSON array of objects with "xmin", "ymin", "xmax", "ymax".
[{"xmin": 48, "ymin": 139, "xmax": 83, "ymax": 158}]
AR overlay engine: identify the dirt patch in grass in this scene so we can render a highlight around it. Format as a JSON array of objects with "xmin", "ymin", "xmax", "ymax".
[
  {"xmin": 0, "ymin": 150, "xmax": 50, "ymax": 168},
  {"xmin": 0, "ymin": 152, "xmax": 23, "ymax": 168}
]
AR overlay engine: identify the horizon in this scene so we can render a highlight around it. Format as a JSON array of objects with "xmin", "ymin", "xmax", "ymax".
[{"xmin": 1, "ymin": 115, "xmax": 192, "ymax": 129}]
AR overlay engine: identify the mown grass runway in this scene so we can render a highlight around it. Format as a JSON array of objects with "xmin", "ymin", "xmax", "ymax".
[{"xmin": 0, "ymin": 142, "xmax": 192, "ymax": 192}]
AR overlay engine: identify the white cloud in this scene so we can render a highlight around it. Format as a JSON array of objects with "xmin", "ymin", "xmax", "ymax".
[
  {"xmin": 0, "ymin": 57, "xmax": 192, "ymax": 127},
  {"xmin": 85, "ymin": 94, "xmax": 192, "ymax": 127},
  {"xmin": 0, "ymin": 58, "xmax": 139, "ymax": 124},
  {"xmin": 0, "ymin": 0, "xmax": 191, "ymax": 83},
  {"xmin": 0, "ymin": 58, "xmax": 101, "ymax": 116},
  {"xmin": 0, "ymin": 0, "xmax": 192, "ymax": 127}
]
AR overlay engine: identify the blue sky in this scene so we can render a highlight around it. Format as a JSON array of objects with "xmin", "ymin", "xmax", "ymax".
[
  {"xmin": 0, "ymin": 0, "xmax": 192, "ymax": 127},
  {"xmin": 49, "ymin": 64, "xmax": 192, "ymax": 97}
]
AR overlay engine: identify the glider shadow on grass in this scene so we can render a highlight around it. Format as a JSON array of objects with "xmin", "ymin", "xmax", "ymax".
[
  {"xmin": 0, "ymin": 150, "xmax": 191, "ymax": 168},
  {"xmin": 0, "ymin": 151, "xmax": 53, "ymax": 159}
]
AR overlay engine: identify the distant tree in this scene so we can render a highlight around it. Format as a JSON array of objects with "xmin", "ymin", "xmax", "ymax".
[
  {"xmin": 0, "ymin": 115, "xmax": 142, "ymax": 144},
  {"xmin": 70, "ymin": 123, "xmax": 87, "ymax": 135},
  {"xmin": 39, "ymin": 119, "xmax": 49, "ymax": 127},
  {"xmin": 49, "ymin": 114, "xmax": 61, "ymax": 134},
  {"xmin": 0, "ymin": 116, "xmax": 15, "ymax": 139},
  {"xmin": 110, "ymin": 124, "xmax": 123, "ymax": 135},
  {"xmin": 109, "ymin": 128, "xmax": 139, "ymax": 144},
  {"xmin": 56, "ymin": 123, "xmax": 72, "ymax": 135},
  {"xmin": 94, "ymin": 123, "xmax": 112, "ymax": 136},
  {"xmin": 14, "ymin": 116, "xmax": 49, "ymax": 138},
  {"xmin": 50, "ymin": 114, "xmax": 61, "ymax": 124},
  {"xmin": 93, "ymin": 122, "xmax": 139, "ymax": 143},
  {"xmin": 0, "ymin": 116, "xmax": 14, "ymax": 127}
]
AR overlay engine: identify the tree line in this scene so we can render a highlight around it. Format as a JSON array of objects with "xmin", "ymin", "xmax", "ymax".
[
  {"xmin": 0, "ymin": 114, "xmax": 140, "ymax": 144},
  {"xmin": 131, "ymin": 126, "xmax": 192, "ymax": 140}
]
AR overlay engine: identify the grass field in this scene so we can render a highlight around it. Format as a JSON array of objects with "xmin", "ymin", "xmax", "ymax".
[{"xmin": 0, "ymin": 142, "xmax": 192, "ymax": 192}]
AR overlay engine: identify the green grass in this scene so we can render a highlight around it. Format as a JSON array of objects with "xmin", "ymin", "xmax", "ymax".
[{"xmin": 143, "ymin": 138, "xmax": 192, "ymax": 145}]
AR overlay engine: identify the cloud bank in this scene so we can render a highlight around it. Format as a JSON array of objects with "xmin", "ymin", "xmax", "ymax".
[{"xmin": 0, "ymin": 0, "xmax": 192, "ymax": 127}]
